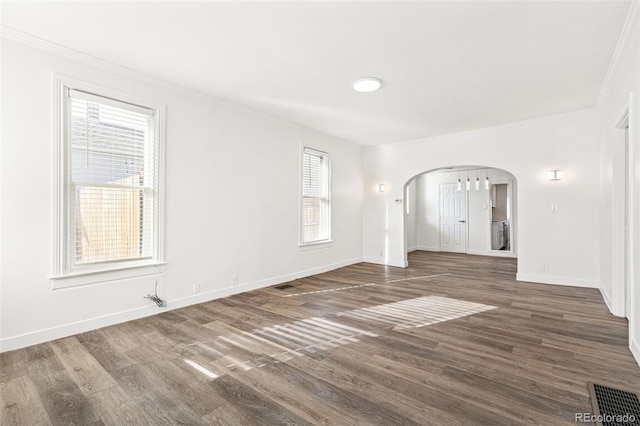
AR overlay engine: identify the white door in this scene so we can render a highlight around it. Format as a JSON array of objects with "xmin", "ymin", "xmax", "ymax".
[{"xmin": 440, "ymin": 183, "xmax": 467, "ymax": 253}]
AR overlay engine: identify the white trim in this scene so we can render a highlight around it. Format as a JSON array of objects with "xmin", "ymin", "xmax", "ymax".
[
  {"xmin": 466, "ymin": 249, "xmax": 517, "ymax": 258},
  {"xmin": 386, "ymin": 108, "xmax": 595, "ymax": 149},
  {"xmin": 298, "ymin": 240, "xmax": 333, "ymax": 251},
  {"xmin": 50, "ymin": 263, "xmax": 166, "ymax": 290},
  {"xmin": 51, "ymin": 75, "xmax": 65, "ymax": 278},
  {"xmin": 0, "ymin": 256, "xmax": 363, "ymax": 353},
  {"xmin": 362, "ymin": 257, "xmax": 407, "ymax": 268},
  {"xmin": 611, "ymin": 103, "xmax": 632, "ymax": 317},
  {"xmin": 631, "ymin": 337, "xmax": 640, "ymax": 367},
  {"xmin": 362, "ymin": 257, "xmax": 384, "ymax": 265},
  {"xmin": 0, "ymin": 305, "xmax": 159, "ymax": 354},
  {"xmin": 1, "ymin": 26, "xmax": 159, "ymax": 83},
  {"xmin": 516, "ymin": 273, "xmax": 599, "ymax": 289},
  {"xmin": 411, "ymin": 247, "xmax": 515, "ymax": 258},
  {"xmin": 596, "ymin": 1, "xmax": 640, "ymax": 105},
  {"xmin": 68, "ymin": 89, "xmax": 154, "ymax": 115},
  {"xmin": 600, "ymin": 286, "xmax": 613, "ymax": 313},
  {"xmin": 488, "ymin": 179, "xmax": 516, "ymax": 256},
  {"xmin": 416, "ymin": 245, "xmax": 440, "ymax": 252},
  {"xmin": 0, "ymin": 27, "xmax": 362, "ymax": 152},
  {"xmin": 300, "ymin": 147, "xmax": 332, "ymax": 246},
  {"xmin": 615, "ymin": 106, "xmax": 630, "ymax": 129},
  {"xmin": 407, "ymin": 246, "xmax": 417, "ymax": 253},
  {"xmin": 51, "ymin": 74, "xmax": 166, "ymax": 280}
]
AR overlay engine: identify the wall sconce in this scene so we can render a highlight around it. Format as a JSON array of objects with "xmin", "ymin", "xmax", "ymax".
[
  {"xmin": 378, "ymin": 184, "xmax": 385, "ymax": 192},
  {"xmin": 548, "ymin": 170, "xmax": 564, "ymax": 181}
]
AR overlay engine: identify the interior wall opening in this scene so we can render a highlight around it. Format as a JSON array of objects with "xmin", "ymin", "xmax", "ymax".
[
  {"xmin": 403, "ymin": 166, "xmax": 518, "ymax": 266},
  {"xmin": 614, "ymin": 107, "xmax": 631, "ymax": 319}
]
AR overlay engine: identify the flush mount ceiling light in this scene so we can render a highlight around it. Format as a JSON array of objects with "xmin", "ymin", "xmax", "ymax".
[{"xmin": 353, "ymin": 77, "xmax": 381, "ymax": 92}]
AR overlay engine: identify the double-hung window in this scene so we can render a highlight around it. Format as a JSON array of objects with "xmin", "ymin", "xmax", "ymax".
[
  {"xmin": 301, "ymin": 148, "xmax": 331, "ymax": 244},
  {"xmin": 54, "ymin": 80, "xmax": 163, "ymax": 279}
]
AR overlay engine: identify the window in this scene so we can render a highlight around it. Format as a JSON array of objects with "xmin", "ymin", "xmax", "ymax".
[
  {"xmin": 301, "ymin": 148, "xmax": 331, "ymax": 244},
  {"xmin": 54, "ymin": 80, "xmax": 163, "ymax": 278}
]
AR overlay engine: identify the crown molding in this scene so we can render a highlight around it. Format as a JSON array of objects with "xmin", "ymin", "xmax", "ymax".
[
  {"xmin": 596, "ymin": 1, "xmax": 640, "ymax": 105},
  {"xmin": 0, "ymin": 25, "xmax": 159, "ymax": 83},
  {"xmin": 0, "ymin": 25, "xmax": 362, "ymax": 149},
  {"xmin": 370, "ymin": 106, "xmax": 596, "ymax": 150}
]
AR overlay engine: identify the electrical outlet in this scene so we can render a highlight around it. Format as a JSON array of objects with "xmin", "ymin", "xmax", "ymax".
[
  {"xmin": 542, "ymin": 263, "xmax": 549, "ymax": 272},
  {"xmin": 193, "ymin": 282, "xmax": 200, "ymax": 294},
  {"xmin": 231, "ymin": 276, "xmax": 238, "ymax": 287}
]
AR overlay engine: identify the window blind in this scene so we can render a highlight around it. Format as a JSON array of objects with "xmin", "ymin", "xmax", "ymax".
[
  {"xmin": 67, "ymin": 89, "xmax": 157, "ymax": 268},
  {"xmin": 302, "ymin": 148, "xmax": 330, "ymax": 243}
]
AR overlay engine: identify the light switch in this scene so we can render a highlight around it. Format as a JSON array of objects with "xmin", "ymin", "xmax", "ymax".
[{"xmin": 551, "ymin": 203, "xmax": 558, "ymax": 212}]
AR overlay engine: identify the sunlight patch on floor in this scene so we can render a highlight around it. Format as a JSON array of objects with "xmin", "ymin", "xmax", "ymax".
[
  {"xmin": 183, "ymin": 296, "xmax": 492, "ymax": 380},
  {"xmin": 281, "ymin": 273, "xmax": 450, "ymax": 297},
  {"xmin": 186, "ymin": 317, "xmax": 378, "ymax": 378},
  {"xmin": 337, "ymin": 296, "xmax": 496, "ymax": 329},
  {"xmin": 184, "ymin": 359, "xmax": 219, "ymax": 379}
]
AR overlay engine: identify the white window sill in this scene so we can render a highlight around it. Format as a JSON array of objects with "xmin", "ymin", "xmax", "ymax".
[
  {"xmin": 298, "ymin": 240, "xmax": 333, "ymax": 251},
  {"xmin": 50, "ymin": 261, "xmax": 166, "ymax": 290}
]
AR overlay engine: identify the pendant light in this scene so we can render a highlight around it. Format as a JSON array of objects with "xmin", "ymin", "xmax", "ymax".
[
  {"xmin": 475, "ymin": 169, "xmax": 480, "ymax": 190},
  {"xmin": 466, "ymin": 173, "xmax": 471, "ymax": 191},
  {"xmin": 457, "ymin": 170, "xmax": 462, "ymax": 191},
  {"xmin": 485, "ymin": 169, "xmax": 490, "ymax": 190}
]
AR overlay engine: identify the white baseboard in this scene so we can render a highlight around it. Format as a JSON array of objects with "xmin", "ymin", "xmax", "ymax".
[
  {"xmin": 0, "ymin": 257, "xmax": 363, "ymax": 353},
  {"xmin": 416, "ymin": 245, "xmax": 439, "ymax": 252},
  {"xmin": 362, "ymin": 257, "xmax": 407, "ymax": 268},
  {"xmin": 600, "ymin": 287, "xmax": 613, "ymax": 313},
  {"xmin": 466, "ymin": 249, "xmax": 517, "ymax": 258},
  {"xmin": 414, "ymin": 247, "xmax": 516, "ymax": 258},
  {"xmin": 516, "ymin": 273, "xmax": 599, "ymax": 288},
  {"xmin": 631, "ymin": 337, "xmax": 640, "ymax": 367},
  {"xmin": 407, "ymin": 246, "xmax": 418, "ymax": 253}
]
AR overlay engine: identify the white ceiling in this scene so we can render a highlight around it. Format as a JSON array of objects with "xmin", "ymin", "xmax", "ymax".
[{"xmin": 1, "ymin": 1, "xmax": 631, "ymax": 146}]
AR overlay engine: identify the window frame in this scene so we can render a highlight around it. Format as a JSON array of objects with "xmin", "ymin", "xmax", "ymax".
[
  {"xmin": 300, "ymin": 147, "xmax": 332, "ymax": 247},
  {"xmin": 51, "ymin": 75, "xmax": 166, "ymax": 287}
]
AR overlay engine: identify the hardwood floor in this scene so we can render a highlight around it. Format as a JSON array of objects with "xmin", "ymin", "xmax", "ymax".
[{"xmin": 2, "ymin": 251, "xmax": 639, "ymax": 425}]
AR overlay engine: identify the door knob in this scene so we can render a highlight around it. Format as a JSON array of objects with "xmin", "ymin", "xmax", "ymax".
[{"xmin": 458, "ymin": 220, "xmax": 466, "ymax": 223}]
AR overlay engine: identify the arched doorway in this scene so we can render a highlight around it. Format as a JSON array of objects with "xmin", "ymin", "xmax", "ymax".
[{"xmin": 403, "ymin": 166, "xmax": 517, "ymax": 265}]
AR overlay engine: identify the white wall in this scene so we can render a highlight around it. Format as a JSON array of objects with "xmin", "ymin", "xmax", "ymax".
[
  {"xmin": 416, "ymin": 175, "xmax": 438, "ymax": 251},
  {"xmin": 596, "ymin": 4, "xmax": 640, "ymax": 365},
  {"xmin": 0, "ymin": 39, "xmax": 363, "ymax": 351},
  {"xmin": 363, "ymin": 108, "xmax": 601, "ymax": 291},
  {"xmin": 413, "ymin": 169, "xmax": 517, "ymax": 256}
]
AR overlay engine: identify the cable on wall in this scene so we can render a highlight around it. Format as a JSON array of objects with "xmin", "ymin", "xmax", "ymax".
[{"xmin": 144, "ymin": 266, "xmax": 167, "ymax": 307}]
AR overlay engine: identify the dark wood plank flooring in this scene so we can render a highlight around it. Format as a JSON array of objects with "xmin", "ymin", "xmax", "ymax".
[{"xmin": 2, "ymin": 251, "xmax": 639, "ymax": 425}]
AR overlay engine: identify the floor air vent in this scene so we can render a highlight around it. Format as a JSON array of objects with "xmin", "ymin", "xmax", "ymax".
[
  {"xmin": 589, "ymin": 383, "xmax": 640, "ymax": 425},
  {"xmin": 274, "ymin": 284, "xmax": 294, "ymax": 290}
]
